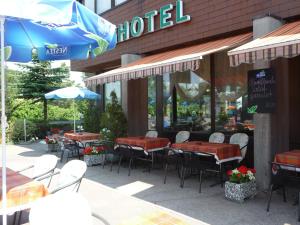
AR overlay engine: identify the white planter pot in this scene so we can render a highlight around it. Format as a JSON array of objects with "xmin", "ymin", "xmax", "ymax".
[
  {"xmin": 47, "ymin": 143, "xmax": 59, "ymax": 152},
  {"xmin": 225, "ymin": 180, "xmax": 256, "ymax": 203},
  {"xmin": 84, "ymin": 154, "xmax": 105, "ymax": 167}
]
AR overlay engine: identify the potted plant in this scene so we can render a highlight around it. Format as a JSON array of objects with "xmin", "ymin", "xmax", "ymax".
[
  {"xmin": 83, "ymin": 146, "xmax": 106, "ymax": 166},
  {"xmin": 45, "ymin": 136, "xmax": 59, "ymax": 152},
  {"xmin": 225, "ymin": 165, "xmax": 257, "ymax": 203}
]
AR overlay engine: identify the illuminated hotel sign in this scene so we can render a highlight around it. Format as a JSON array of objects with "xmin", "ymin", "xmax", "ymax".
[{"xmin": 117, "ymin": 0, "xmax": 191, "ymax": 42}]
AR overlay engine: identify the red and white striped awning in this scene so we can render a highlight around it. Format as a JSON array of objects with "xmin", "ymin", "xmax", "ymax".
[
  {"xmin": 85, "ymin": 32, "xmax": 252, "ymax": 86},
  {"xmin": 228, "ymin": 21, "xmax": 300, "ymax": 67}
]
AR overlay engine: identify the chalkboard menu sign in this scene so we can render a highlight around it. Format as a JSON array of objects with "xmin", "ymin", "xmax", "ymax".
[{"xmin": 247, "ymin": 68, "xmax": 276, "ymax": 114}]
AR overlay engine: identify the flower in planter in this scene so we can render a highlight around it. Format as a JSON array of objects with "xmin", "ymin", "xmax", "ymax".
[
  {"xmin": 227, "ymin": 165, "xmax": 256, "ymax": 183},
  {"xmin": 45, "ymin": 136, "xmax": 58, "ymax": 144},
  {"xmin": 83, "ymin": 146, "xmax": 105, "ymax": 155}
]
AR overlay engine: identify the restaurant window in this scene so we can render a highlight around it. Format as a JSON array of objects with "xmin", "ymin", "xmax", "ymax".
[
  {"xmin": 115, "ymin": 0, "xmax": 126, "ymax": 6},
  {"xmin": 148, "ymin": 77, "xmax": 156, "ymax": 130},
  {"xmin": 104, "ymin": 81, "xmax": 121, "ymax": 109},
  {"xmin": 214, "ymin": 51, "xmax": 254, "ymax": 132},
  {"xmin": 163, "ymin": 56, "xmax": 211, "ymax": 132},
  {"xmin": 84, "ymin": 0, "xmax": 95, "ymax": 12},
  {"xmin": 96, "ymin": 0, "xmax": 111, "ymax": 14}
]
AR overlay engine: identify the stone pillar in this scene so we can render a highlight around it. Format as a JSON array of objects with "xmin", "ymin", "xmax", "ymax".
[
  {"xmin": 120, "ymin": 54, "xmax": 142, "ymax": 118},
  {"xmin": 253, "ymin": 15, "xmax": 283, "ymax": 190}
]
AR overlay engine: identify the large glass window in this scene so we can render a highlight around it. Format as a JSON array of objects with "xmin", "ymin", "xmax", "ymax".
[
  {"xmin": 215, "ymin": 51, "xmax": 254, "ymax": 132},
  {"xmin": 84, "ymin": 0, "xmax": 95, "ymax": 12},
  {"xmin": 148, "ymin": 77, "xmax": 156, "ymax": 130},
  {"xmin": 115, "ymin": 0, "xmax": 127, "ymax": 5},
  {"xmin": 104, "ymin": 81, "xmax": 121, "ymax": 108},
  {"xmin": 163, "ymin": 56, "xmax": 211, "ymax": 132},
  {"xmin": 96, "ymin": 0, "xmax": 111, "ymax": 14}
]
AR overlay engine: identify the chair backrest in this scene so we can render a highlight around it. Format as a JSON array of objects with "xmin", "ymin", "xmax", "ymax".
[
  {"xmin": 209, "ymin": 132, "xmax": 225, "ymax": 143},
  {"xmin": 145, "ymin": 130, "xmax": 158, "ymax": 138},
  {"xmin": 175, "ymin": 131, "xmax": 190, "ymax": 143},
  {"xmin": 32, "ymin": 154, "xmax": 58, "ymax": 179},
  {"xmin": 55, "ymin": 160, "xmax": 87, "ymax": 193},
  {"xmin": 229, "ymin": 133, "xmax": 249, "ymax": 159},
  {"xmin": 29, "ymin": 192, "xmax": 93, "ymax": 225}
]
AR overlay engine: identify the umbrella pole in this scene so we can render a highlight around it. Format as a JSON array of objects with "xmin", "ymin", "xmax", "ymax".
[
  {"xmin": 73, "ymin": 100, "xmax": 76, "ymax": 133},
  {"xmin": 1, "ymin": 17, "xmax": 7, "ymax": 225}
]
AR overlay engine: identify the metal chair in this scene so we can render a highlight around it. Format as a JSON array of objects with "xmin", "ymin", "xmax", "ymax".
[
  {"xmin": 115, "ymin": 143, "xmax": 136, "ymax": 176},
  {"xmin": 91, "ymin": 140, "xmax": 115, "ymax": 171},
  {"xmin": 163, "ymin": 131, "xmax": 190, "ymax": 184},
  {"xmin": 17, "ymin": 154, "xmax": 58, "ymax": 187},
  {"xmin": 229, "ymin": 133, "xmax": 249, "ymax": 160},
  {"xmin": 29, "ymin": 192, "xmax": 110, "ymax": 225},
  {"xmin": 145, "ymin": 130, "xmax": 158, "ymax": 138},
  {"xmin": 60, "ymin": 138, "xmax": 83, "ymax": 163},
  {"xmin": 209, "ymin": 132, "xmax": 225, "ymax": 143},
  {"xmin": 38, "ymin": 160, "xmax": 87, "ymax": 194}
]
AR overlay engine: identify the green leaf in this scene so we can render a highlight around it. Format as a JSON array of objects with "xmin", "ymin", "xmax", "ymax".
[
  {"xmin": 45, "ymin": 43, "xmax": 58, "ymax": 49},
  {"xmin": 0, "ymin": 46, "xmax": 12, "ymax": 61}
]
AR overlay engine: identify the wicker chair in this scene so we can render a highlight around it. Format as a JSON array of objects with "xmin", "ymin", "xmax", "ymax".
[
  {"xmin": 229, "ymin": 133, "xmax": 249, "ymax": 160},
  {"xmin": 145, "ymin": 130, "xmax": 158, "ymax": 138},
  {"xmin": 209, "ymin": 132, "xmax": 225, "ymax": 143}
]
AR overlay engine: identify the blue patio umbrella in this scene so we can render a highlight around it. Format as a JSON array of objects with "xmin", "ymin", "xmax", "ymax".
[
  {"xmin": 0, "ymin": 1, "xmax": 116, "ymax": 224},
  {"xmin": 45, "ymin": 87, "xmax": 100, "ymax": 133}
]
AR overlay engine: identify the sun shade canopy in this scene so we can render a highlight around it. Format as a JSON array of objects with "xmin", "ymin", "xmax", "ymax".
[
  {"xmin": 85, "ymin": 32, "xmax": 252, "ymax": 86},
  {"xmin": 228, "ymin": 21, "xmax": 300, "ymax": 66}
]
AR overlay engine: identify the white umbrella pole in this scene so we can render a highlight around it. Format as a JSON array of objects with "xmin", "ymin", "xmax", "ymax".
[
  {"xmin": 1, "ymin": 17, "xmax": 7, "ymax": 225},
  {"xmin": 73, "ymin": 100, "xmax": 75, "ymax": 133}
]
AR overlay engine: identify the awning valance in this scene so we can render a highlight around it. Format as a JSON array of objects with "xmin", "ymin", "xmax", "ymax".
[
  {"xmin": 228, "ymin": 21, "xmax": 300, "ymax": 67},
  {"xmin": 85, "ymin": 32, "xmax": 252, "ymax": 86}
]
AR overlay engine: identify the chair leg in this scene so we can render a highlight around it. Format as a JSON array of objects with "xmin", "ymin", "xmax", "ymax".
[
  {"xmin": 282, "ymin": 185, "xmax": 287, "ymax": 202},
  {"xmin": 199, "ymin": 170, "xmax": 203, "ymax": 193},
  {"xmin": 298, "ymin": 192, "xmax": 300, "ymax": 222},
  {"xmin": 219, "ymin": 164, "xmax": 223, "ymax": 188},
  {"xmin": 128, "ymin": 158, "xmax": 133, "ymax": 176},
  {"xmin": 60, "ymin": 150, "xmax": 64, "ymax": 163},
  {"xmin": 181, "ymin": 167, "xmax": 186, "ymax": 188},
  {"xmin": 266, "ymin": 184, "xmax": 274, "ymax": 212},
  {"xmin": 102, "ymin": 154, "xmax": 106, "ymax": 169},
  {"xmin": 110, "ymin": 158, "xmax": 113, "ymax": 172},
  {"xmin": 164, "ymin": 163, "xmax": 168, "ymax": 184},
  {"xmin": 117, "ymin": 155, "xmax": 123, "ymax": 174}
]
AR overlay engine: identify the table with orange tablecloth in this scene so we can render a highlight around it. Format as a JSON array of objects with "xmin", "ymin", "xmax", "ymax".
[
  {"xmin": 171, "ymin": 141, "xmax": 242, "ymax": 164},
  {"xmin": 115, "ymin": 137, "xmax": 170, "ymax": 153},
  {"xmin": 64, "ymin": 132, "xmax": 100, "ymax": 142},
  {"xmin": 0, "ymin": 168, "xmax": 48, "ymax": 214},
  {"xmin": 273, "ymin": 150, "xmax": 300, "ymax": 171}
]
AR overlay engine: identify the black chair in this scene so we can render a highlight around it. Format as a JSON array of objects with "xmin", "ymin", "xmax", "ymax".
[
  {"xmin": 163, "ymin": 147, "xmax": 183, "ymax": 184},
  {"xmin": 115, "ymin": 143, "xmax": 135, "ymax": 176},
  {"xmin": 91, "ymin": 140, "xmax": 115, "ymax": 171},
  {"xmin": 266, "ymin": 162, "xmax": 300, "ymax": 221}
]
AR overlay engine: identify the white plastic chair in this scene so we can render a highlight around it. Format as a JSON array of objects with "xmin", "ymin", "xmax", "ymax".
[
  {"xmin": 40, "ymin": 160, "xmax": 87, "ymax": 194},
  {"xmin": 175, "ymin": 131, "xmax": 190, "ymax": 143},
  {"xmin": 145, "ymin": 130, "xmax": 158, "ymax": 138},
  {"xmin": 209, "ymin": 132, "xmax": 225, "ymax": 143},
  {"xmin": 18, "ymin": 154, "xmax": 58, "ymax": 187},
  {"xmin": 229, "ymin": 133, "xmax": 249, "ymax": 159},
  {"xmin": 29, "ymin": 192, "xmax": 109, "ymax": 225}
]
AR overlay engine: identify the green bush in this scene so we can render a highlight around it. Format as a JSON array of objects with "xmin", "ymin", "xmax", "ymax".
[
  {"xmin": 82, "ymin": 102, "xmax": 101, "ymax": 133},
  {"xmin": 8, "ymin": 119, "xmax": 38, "ymax": 143},
  {"xmin": 100, "ymin": 91, "xmax": 127, "ymax": 141}
]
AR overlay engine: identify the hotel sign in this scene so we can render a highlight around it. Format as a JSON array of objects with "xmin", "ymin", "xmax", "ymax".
[{"xmin": 117, "ymin": 0, "xmax": 191, "ymax": 42}]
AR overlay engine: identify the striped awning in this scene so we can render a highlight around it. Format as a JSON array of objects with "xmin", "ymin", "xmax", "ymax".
[
  {"xmin": 228, "ymin": 21, "xmax": 300, "ymax": 67},
  {"xmin": 85, "ymin": 32, "xmax": 252, "ymax": 86}
]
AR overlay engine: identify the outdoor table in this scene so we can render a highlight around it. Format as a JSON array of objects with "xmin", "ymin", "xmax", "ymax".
[
  {"xmin": 273, "ymin": 149, "xmax": 300, "ymax": 172},
  {"xmin": 115, "ymin": 137, "xmax": 170, "ymax": 153},
  {"xmin": 171, "ymin": 141, "xmax": 242, "ymax": 164},
  {"xmin": 64, "ymin": 132, "xmax": 100, "ymax": 146},
  {"xmin": 0, "ymin": 168, "xmax": 48, "ymax": 214},
  {"xmin": 115, "ymin": 137, "xmax": 170, "ymax": 169}
]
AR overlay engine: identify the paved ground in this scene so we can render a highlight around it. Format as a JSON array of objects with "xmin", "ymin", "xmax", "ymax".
[{"xmin": 2, "ymin": 142, "xmax": 299, "ymax": 225}]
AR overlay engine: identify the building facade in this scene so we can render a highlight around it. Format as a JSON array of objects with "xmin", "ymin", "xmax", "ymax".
[{"xmin": 72, "ymin": 0, "xmax": 300, "ymax": 189}]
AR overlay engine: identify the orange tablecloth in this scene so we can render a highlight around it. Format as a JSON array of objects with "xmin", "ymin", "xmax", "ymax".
[
  {"xmin": 64, "ymin": 132, "xmax": 100, "ymax": 142},
  {"xmin": 0, "ymin": 168, "xmax": 48, "ymax": 209},
  {"xmin": 116, "ymin": 137, "xmax": 170, "ymax": 151},
  {"xmin": 274, "ymin": 150, "xmax": 300, "ymax": 168},
  {"xmin": 171, "ymin": 141, "xmax": 242, "ymax": 163}
]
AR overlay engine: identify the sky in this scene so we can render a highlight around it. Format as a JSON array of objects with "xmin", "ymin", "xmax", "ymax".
[{"xmin": 6, "ymin": 60, "xmax": 85, "ymax": 86}]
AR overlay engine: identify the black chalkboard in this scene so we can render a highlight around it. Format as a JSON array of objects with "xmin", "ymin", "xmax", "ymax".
[{"xmin": 247, "ymin": 68, "xmax": 276, "ymax": 114}]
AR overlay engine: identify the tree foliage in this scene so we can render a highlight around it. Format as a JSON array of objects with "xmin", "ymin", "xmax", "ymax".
[
  {"xmin": 100, "ymin": 91, "xmax": 127, "ymax": 140},
  {"xmin": 17, "ymin": 56, "xmax": 70, "ymax": 120}
]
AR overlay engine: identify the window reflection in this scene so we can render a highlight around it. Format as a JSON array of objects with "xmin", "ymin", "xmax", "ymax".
[
  {"xmin": 96, "ymin": 0, "xmax": 111, "ymax": 14},
  {"xmin": 215, "ymin": 51, "xmax": 254, "ymax": 132},
  {"xmin": 163, "ymin": 56, "xmax": 211, "ymax": 131},
  {"xmin": 104, "ymin": 81, "xmax": 121, "ymax": 108},
  {"xmin": 148, "ymin": 77, "xmax": 156, "ymax": 130}
]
